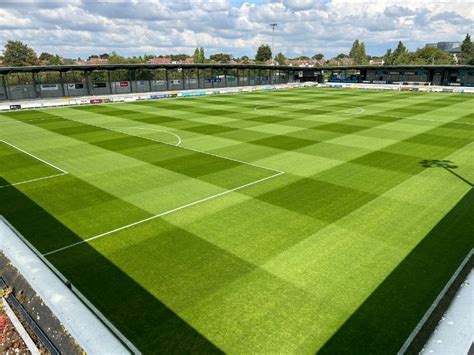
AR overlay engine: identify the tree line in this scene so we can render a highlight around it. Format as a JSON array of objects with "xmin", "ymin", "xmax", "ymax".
[{"xmin": 1, "ymin": 34, "xmax": 473, "ymax": 67}]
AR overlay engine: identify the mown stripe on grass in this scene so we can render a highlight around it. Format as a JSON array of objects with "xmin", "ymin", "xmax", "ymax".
[
  {"xmin": 2, "ymin": 178, "xmax": 222, "ymax": 353},
  {"xmin": 0, "ymin": 141, "xmax": 61, "ymax": 186},
  {"xmin": 0, "ymin": 174, "xmax": 151, "ymax": 253},
  {"xmin": 251, "ymin": 119, "xmax": 471, "ymax": 223},
  {"xmin": 256, "ymin": 177, "xmax": 377, "ymax": 223},
  {"xmin": 2, "ymin": 110, "xmax": 273, "ymax": 190},
  {"xmin": 318, "ymin": 189, "xmax": 474, "ymax": 354}
]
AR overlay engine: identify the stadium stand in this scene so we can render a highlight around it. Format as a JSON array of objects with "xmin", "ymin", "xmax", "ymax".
[{"xmin": 0, "ymin": 64, "xmax": 473, "ymax": 101}]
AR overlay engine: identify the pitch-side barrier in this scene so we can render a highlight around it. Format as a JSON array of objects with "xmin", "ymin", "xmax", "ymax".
[
  {"xmin": 324, "ymin": 82, "xmax": 474, "ymax": 93},
  {"xmin": 1, "ymin": 82, "xmax": 472, "ymax": 112}
]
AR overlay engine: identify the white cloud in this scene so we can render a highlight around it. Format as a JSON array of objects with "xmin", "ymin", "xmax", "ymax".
[{"xmin": 0, "ymin": 0, "xmax": 472, "ymax": 58}]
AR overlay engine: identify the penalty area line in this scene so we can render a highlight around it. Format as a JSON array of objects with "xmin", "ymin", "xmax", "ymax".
[
  {"xmin": 0, "ymin": 172, "xmax": 67, "ymax": 189},
  {"xmin": 0, "ymin": 139, "xmax": 69, "ymax": 188},
  {"xmin": 43, "ymin": 171, "xmax": 285, "ymax": 257},
  {"xmin": 0, "ymin": 139, "xmax": 68, "ymax": 174}
]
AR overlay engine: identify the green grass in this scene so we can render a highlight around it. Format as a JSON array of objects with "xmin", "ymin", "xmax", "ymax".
[
  {"xmin": 0, "ymin": 88, "xmax": 473, "ymax": 354},
  {"xmin": 0, "ymin": 141, "xmax": 60, "ymax": 185}
]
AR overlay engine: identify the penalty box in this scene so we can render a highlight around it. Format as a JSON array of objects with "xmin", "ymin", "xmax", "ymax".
[
  {"xmin": 39, "ymin": 139, "xmax": 284, "ymax": 256},
  {"xmin": 0, "ymin": 129, "xmax": 283, "ymax": 256}
]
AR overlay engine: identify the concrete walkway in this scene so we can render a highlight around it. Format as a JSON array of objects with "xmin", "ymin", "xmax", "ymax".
[
  {"xmin": 0, "ymin": 217, "xmax": 136, "ymax": 354},
  {"xmin": 422, "ymin": 269, "xmax": 473, "ymax": 354}
]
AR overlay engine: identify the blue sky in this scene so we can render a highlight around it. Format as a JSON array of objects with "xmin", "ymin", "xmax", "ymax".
[{"xmin": 0, "ymin": 0, "xmax": 472, "ymax": 59}]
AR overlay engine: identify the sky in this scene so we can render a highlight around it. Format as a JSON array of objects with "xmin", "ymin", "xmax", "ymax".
[{"xmin": 0, "ymin": 0, "xmax": 473, "ymax": 59}]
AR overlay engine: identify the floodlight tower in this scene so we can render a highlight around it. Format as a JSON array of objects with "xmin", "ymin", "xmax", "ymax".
[
  {"xmin": 269, "ymin": 23, "xmax": 278, "ymax": 65},
  {"xmin": 269, "ymin": 23, "xmax": 278, "ymax": 85}
]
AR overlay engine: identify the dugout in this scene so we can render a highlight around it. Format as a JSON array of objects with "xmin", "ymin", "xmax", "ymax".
[{"xmin": 295, "ymin": 69, "xmax": 324, "ymax": 83}]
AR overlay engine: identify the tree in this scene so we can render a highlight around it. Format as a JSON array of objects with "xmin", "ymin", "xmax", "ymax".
[
  {"xmin": 170, "ymin": 54, "xmax": 189, "ymax": 62},
  {"xmin": 192, "ymin": 48, "xmax": 200, "ymax": 63},
  {"xmin": 144, "ymin": 54, "xmax": 155, "ymax": 62},
  {"xmin": 209, "ymin": 53, "xmax": 232, "ymax": 63},
  {"xmin": 383, "ymin": 49, "xmax": 394, "ymax": 65},
  {"xmin": 381, "ymin": 41, "xmax": 410, "ymax": 65},
  {"xmin": 199, "ymin": 47, "xmax": 205, "ymax": 62},
  {"xmin": 391, "ymin": 41, "xmax": 410, "ymax": 64},
  {"xmin": 336, "ymin": 53, "xmax": 349, "ymax": 59},
  {"xmin": 348, "ymin": 39, "xmax": 368, "ymax": 64},
  {"xmin": 240, "ymin": 55, "xmax": 250, "ymax": 64},
  {"xmin": 354, "ymin": 41, "xmax": 367, "ymax": 64},
  {"xmin": 3, "ymin": 40, "xmax": 37, "ymax": 66},
  {"xmin": 47, "ymin": 55, "xmax": 62, "ymax": 65},
  {"xmin": 107, "ymin": 51, "xmax": 126, "ymax": 64},
  {"xmin": 349, "ymin": 39, "xmax": 360, "ymax": 58},
  {"xmin": 393, "ymin": 41, "xmax": 408, "ymax": 57},
  {"xmin": 255, "ymin": 44, "xmax": 272, "ymax": 62},
  {"xmin": 460, "ymin": 33, "xmax": 474, "ymax": 64},
  {"xmin": 39, "ymin": 52, "xmax": 54, "ymax": 62},
  {"xmin": 275, "ymin": 52, "xmax": 286, "ymax": 65},
  {"xmin": 193, "ymin": 47, "xmax": 205, "ymax": 63},
  {"xmin": 312, "ymin": 53, "xmax": 324, "ymax": 60},
  {"xmin": 39, "ymin": 52, "xmax": 62, "ymax": 65},
  {"xmin": 382, "ymin": 40, "xmax": 455, "ymax": 65},
  {"xmin": 125, "ymin": 56, "xmax": 144, "ymax": 64},
  {"xmin": 412, "ymin": 47, "xmax": 454, "ymax": 65}
]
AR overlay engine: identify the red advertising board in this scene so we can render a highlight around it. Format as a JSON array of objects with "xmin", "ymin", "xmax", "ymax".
[
  {"xmin": 120, "ymin": 81, "xmax": 129, "ymax": 88},
  {"xmin": 90, "ymin": 99, "xmax": 103, "ymax": 104}
]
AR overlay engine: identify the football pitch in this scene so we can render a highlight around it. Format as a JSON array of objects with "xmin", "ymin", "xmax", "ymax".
[{"xmin": 0, "ymin": 88, "xmax": 473, "ymax": 353}]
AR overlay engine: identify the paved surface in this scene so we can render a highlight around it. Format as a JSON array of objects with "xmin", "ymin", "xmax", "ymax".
[
  {"xmin": 0, "ymin": 218, "xmax": 133, "ymax": 354},
  {"xmin": 422, "ymin": 269, "xmax": 473, "ymax": 354}
]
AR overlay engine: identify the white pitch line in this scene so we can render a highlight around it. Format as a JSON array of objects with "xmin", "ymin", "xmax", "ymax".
[
  {"xmin": 401, "ymin": 116, "xmax": 474, "ymax": 126},
  {"xmin": 369, "ymin": 113, "xmax": 474, "ymax": 126},
  {"xmin": 398, "ymin": 248, "xmax": 474, "ymax": 354},
  {"xmin": 0, "ymin": 117, "xmax": 58, "ymax": 124},
  {"xmin": 0, "ymin": 139, "xmax": 68, "ymax": 174},
  {"xmin": 343, "ymin": 109, "xmax": 473, "ymax": 126},
  {"xmin": 0, "ymin": 172, "xmax": 67, "ymax": 189},
  {"xmin": 131, "ymin": 126, "xmax": 182, "ymax": 146},
  {"xmin": 341, "ymin": 106, "xmax": 365, "ymax": 115},
  {"xmin": 47, "ymin": 115, "xmax": 283, "ymax": 174},
  {"xmin": 43, "ymin": 171, "xmax": 285, "ymax": 256},
  {"xmin": 3, "ymin": 112, "xmax": 284, "ymax": 256}
]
